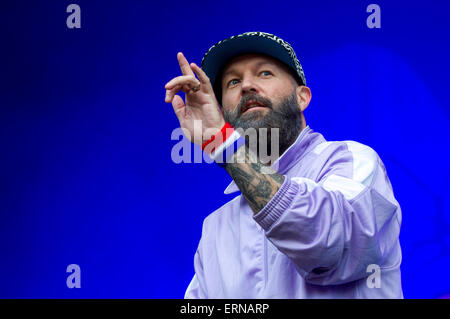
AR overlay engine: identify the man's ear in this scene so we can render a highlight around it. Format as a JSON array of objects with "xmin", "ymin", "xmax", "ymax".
[{"xmin": 295, "ymin": 85, "xmax": 312, "ymax": 112}]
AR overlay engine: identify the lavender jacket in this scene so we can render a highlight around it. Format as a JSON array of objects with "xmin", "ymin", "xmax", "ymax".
[{"xmin": 185, "ymin": 126, "xmax": 403, "ymax": 298}]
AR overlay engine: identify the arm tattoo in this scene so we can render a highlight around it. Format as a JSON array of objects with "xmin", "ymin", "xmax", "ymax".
[{"xmin": 224, "ymin": 145, "xmax": 285, "ymax": 214}]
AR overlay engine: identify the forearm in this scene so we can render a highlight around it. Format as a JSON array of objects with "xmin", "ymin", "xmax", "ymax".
[{"xmin": 224, "ymin": 144, "xmax": 285, "ymax": 214}]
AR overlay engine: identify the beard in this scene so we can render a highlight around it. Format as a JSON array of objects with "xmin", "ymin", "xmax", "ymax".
[{"xmin": 223, "ymin": 90, "xmax": 304, "ymax": 160}]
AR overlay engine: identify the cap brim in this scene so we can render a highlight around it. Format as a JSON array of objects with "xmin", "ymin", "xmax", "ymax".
[{"xmin": 201, "ymin": 34, "xmax": 301, "ymax": 89}]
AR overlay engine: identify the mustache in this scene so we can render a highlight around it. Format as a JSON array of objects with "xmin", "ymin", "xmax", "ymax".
[{"xmin": 236, "ymin": 94, "xmax": 273, "ymax": 115}]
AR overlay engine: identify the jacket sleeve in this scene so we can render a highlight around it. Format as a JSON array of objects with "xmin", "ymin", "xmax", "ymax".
[{"xmin": 253, "ymin": 143, "xmax": 402, "ymax": 285}]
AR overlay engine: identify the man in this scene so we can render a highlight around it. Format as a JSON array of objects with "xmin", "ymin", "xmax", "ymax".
[{"xmin": 165, "ymin": 31, "xmax": 403, "ymax": 298}]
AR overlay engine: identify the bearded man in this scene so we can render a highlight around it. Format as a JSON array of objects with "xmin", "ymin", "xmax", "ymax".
[{"xmin": 164, "ymin": 32, "xmax": 403, "ymax": 298}]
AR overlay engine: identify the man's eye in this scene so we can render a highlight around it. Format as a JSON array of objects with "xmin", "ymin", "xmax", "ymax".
[
  {"xmin": 228, "ymin": 79, "xmax": 240, "ymax": 86},
  {"xmin": 260, "ymin": 71, "xmax": 272, "ymax": 76}
]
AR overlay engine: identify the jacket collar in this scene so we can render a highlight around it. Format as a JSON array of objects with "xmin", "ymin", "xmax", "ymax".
[{"xmin": 224, "ymin": 125, "xmax": 323, "ymax": 194}]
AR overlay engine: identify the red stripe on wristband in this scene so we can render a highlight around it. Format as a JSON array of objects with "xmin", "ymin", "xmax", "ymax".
[{"xmin": 201, "ymin": 122, "xmax": 234, "ymax": 152}]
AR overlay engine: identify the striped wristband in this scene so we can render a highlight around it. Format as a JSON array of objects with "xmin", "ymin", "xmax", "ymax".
[{"xmin": 202, "ymin": 123, "xmax": 246, "ymax": 167}]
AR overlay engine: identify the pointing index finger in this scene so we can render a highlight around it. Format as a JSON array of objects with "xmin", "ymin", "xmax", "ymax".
[{"xmin": 177, "ymin": 52, "xmax": 195, "ymax": 76}]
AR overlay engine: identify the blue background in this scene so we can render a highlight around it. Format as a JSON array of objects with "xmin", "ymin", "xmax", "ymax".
[{"xmin": 1, "ymin": 0, "xmax": 449, "ymax": 298}]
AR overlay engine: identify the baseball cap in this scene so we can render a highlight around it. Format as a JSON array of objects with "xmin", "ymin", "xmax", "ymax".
[{"xmin": 200, "ymin": 31, "xmax": 307, "ymax": 102}]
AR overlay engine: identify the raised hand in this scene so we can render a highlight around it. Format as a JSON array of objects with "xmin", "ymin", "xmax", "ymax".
[{"xmin": 165, "ymin": 52, "xmax": 225, "ymax": 145}]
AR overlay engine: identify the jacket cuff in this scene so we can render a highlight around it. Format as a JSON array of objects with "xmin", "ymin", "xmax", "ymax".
[{"xmin": 253, "ymin": 177, "xmax": 301, "ymax": 231}]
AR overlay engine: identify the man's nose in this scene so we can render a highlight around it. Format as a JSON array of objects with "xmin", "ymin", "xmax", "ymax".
[{"xmin": 241, "ymin": 76, "xmax": 259, "ymax": 95}]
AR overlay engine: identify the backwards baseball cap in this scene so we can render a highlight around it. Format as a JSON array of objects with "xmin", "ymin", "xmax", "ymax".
[{"xmin": 201, "ymin": 31, "xmax": 306, "ymax": 102}]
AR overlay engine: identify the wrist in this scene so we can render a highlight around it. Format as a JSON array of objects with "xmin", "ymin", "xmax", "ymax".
[
  {"xmin": 202, "ymin": 121, "xmax": 233, "ymax": 154},
  {"xmin": 202, "ymin": 123, "xmax": 246, "ymax": 168},
  {"xmin": 201, "ymin": 119, "xmax": 225, "ymax": 143}
]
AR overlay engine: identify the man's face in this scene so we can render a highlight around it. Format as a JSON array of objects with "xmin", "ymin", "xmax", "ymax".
[{"xmin": 220, "ymin": 53, "xmax": 304, "ymax": 156}]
